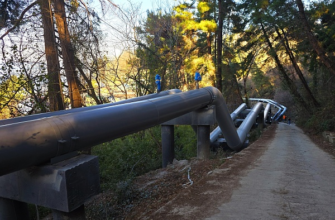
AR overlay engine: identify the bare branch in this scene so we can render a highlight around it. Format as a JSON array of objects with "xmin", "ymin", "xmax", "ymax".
[{"xmin": 0, "ymin": 1, "xmax": 38, "ymax": 40}]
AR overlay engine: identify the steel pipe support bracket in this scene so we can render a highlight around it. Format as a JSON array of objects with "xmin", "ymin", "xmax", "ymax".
[
  {"xmin": 161, "ymin": 106, "xmax": 216, "ymax": 126},
  {"xmin": 0, "ymin": 155, "xmax": 100, "ymax": 212}
]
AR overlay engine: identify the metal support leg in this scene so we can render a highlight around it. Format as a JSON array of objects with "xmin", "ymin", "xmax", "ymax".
[
  {"xmin": 258, "ymin": 111, "xmax": 264, "ymax": 129},
  {"xmin": 52, "ymin": 205, "xmax": 86, "ymax": 220},
  {"xmin": 0, "ymin": 197, "xmax": 30, "ymax": 220},
  {"xmin": 197, "ymin": 125, "xmax": 210, "ymax": 159},
  {"xmin": 161, "ymin": 125, "xmax": 174, "ymax": 168}
]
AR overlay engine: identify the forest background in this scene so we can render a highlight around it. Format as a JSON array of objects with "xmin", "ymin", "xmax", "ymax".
[
  {"xmin": 1, "ymin": 0, "xmax": 335, "ymax": 218},
  {"xmin": 1, "ymin": 0, "xmax": 335, "ymax": 131}
]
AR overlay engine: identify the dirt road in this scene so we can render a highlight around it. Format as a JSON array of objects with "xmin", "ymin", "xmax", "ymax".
[
  {"xmin": 137, "ymin": 123, "xmax": 335, "ymax": 220},
  {"xmin": 207, "ymin": 123, "xmax": 335, "ymax": 219}
]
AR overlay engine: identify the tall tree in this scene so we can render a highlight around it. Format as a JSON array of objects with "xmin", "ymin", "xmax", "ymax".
[
  {"xmin": 275, "ymin": 27, "xmax": 320, "ymax": 108},
  {"xmin": 53, "ymin": 0, "xmax": 84, "ymax": 108},
  {"xmin": 216, "ymin": 0, "xmax": 223, "ymax": 92},
  {"xmin": 39, "ymin": 0, "xmax": 64, "ymax": 111},
  {"xmin": 260, "ymin": 22, "xmax": 310, "ymax": 113}
]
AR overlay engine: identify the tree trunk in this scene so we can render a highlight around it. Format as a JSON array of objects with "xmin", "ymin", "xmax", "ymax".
[
  {"xmin": 222, "ymin": 62, "xmax": 243, "ymax": 111},
  {"xmin": 276, "ymin": 27, "xmax": 320, "ymax": 108},
  {"xmin": 295, "ymin": 0, "xmax": 335, "ymax": 76},
  {"xmin": 216, "ymin": 0, "xmax": 223, "ymax": 92},
  {"xmin": 53, "ymin": 0, "xmax": 83, "ymax": 108},
  {"xmin": 39, "ymin": 0, "xmax": 64, "ymax": 112},
  {"xmin": 261, "ymin": 22, "xmax": 311, "ymax": 114},
  {"xmin": 207, "ymin": 33, "xmax": 211, "ymax": 55}
]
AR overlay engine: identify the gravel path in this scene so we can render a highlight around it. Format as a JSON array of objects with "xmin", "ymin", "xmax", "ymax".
[{"xmin": 207, "ymin": 123, "xmax": 335, "ymax": 220}]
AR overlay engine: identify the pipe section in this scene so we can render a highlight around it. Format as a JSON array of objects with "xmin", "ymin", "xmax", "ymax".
[
  {"xmin": 210, "ymin": 103, "xmax": 247, "ymax": 143},
  {"xmin": 0, "ymin": 89, "xmax": 182, "ymax": 126},
  {"xmin": 236, "ymin": 102, "xmax": 263, "ymax": 143},
  {"xmin": 203, "ymin": 88, "xmax": 263, "ymax": 151},
  {"xmin": 249, "ymin": 98, "xmax": 287, "ymax": 121},
  {"xmin": 0, "ymin": 87, "xmax": 263, "ymax": 176},
  {"xmin": 0, "ymin": 88, "xmax": 211, "ymax": 176}
]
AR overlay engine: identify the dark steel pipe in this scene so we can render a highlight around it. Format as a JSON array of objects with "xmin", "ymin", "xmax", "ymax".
[
  {"xmin": 210, "ymin": 103, "xmax": 247, "ymax": 143},
  {"xmin": 0, "ymin": 88, "xmax": 211, "ymax": 176},
  {"xmin": 0, "ymin": 87, "xmax": 263, "ymax": 176},
  {"xmin": 205, "ymin": 88, "xmax": 263, "ymax": 150},
  {"xmin": 0, "ymin": 89, "xmax": 182, "ymax": 126}
]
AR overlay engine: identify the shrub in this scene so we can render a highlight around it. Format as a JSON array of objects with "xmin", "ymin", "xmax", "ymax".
[
  {"xmin": 174, "ymin": 125, "xmax": 197, "ymax": 160},
  {"xmin": 302, "ymin": 105, "xmax": 335, "ymax": 133},
  {"xmin": 92, "ymin": 126, "xmax": 162, "ymax": 191}
]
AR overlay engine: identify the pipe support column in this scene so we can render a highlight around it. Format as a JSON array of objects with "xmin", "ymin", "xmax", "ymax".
[
  {"xmin": 161, "ymin": 125, "xmax": 174, "ymax": 168},
  {"xmin": 197, "ymin": 125, "xmax": 210, "ymax": 159}
]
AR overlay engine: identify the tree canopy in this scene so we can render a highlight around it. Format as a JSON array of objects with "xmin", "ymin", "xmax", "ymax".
[{"xmin": 1, "ymin": 0, "xmax": 334, "ymax": 131}]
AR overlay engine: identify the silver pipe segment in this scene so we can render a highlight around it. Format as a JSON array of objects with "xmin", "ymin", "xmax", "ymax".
[
  {"xmin": 236, "ymin": 102, "xmax": 263, "ymax": 144},
  {"xmin": 264, "ymin": 103, "xmax": 271, "ymax": 123},
  {"xmin": 203, "ymin": 88, "xmax": 263, "ymax": 151},
  {"xmin": 0, "ymin": 89, "xmax": 182, "ymax": 126},
  {"xmin": 267, "ymin": 100, "xmax": 283, "ymax": 120},
  {"xmin": 274, "ymin": 103, "xmax": 287, "ymax": 121},
  {"xmin": 209, "ymin": 103, "xmax": 247, "ymax": 143},
  {"xmin": 265, "ymin": 100, "xmax": 286, "ymax": 120},
  {"xmin": 249, "ymin": 98, "xmax": 286, "ymax": 121}
]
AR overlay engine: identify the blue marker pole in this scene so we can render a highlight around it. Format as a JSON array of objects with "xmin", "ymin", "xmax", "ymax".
[
  {"xmin": 155, "ymin": 74, "xmax": 161, "ymax": 93},
  {"xmin": 194, "ymin": 71, "xmax": 202, "ymax": 89}
]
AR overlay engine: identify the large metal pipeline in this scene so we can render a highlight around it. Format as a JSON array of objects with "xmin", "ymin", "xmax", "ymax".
[
  {"xmin": 0, "ymin": 88, "xmax": 210, "ymax": 175},
  {"xmin": 236, "ymin": 102, "xmax": 263, "ymax": 142},
  {"xmin": 265, "ymin": 100, "xmax": 286, "ymax": 120},
  {"xmin": 0, "ymin": 89, "xmax": 182, "ymax": 126},
  {"xmin": 249, "ymin": 98, "xmax": 286, "ymax": 121},
  {"xmin": 206, "ymin": 88, "xmax": 263, "ymax": 150},
  {"xmin": 267, "ymin": 100, "xmax": 283, "ymax": 120},
  {"xmin": 210, "ymin": 103, "xmax": 247, "ymax": 143},
  {"xmin": 274, "ymin": 103, "xmax": 287, "ymax": 120},
  {"xmin": 0, "ymin": 87, "xmax": 261, "ymax": 176}
]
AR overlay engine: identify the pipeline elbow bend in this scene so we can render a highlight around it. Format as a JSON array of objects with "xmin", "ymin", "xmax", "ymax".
[{"xmin": 203, "ymin": 87, "xmax": 222, "ymax": 105}]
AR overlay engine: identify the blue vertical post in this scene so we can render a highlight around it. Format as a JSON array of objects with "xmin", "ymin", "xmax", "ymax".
[
  {"xmin": 194, "ymin": 71, "xmax": 201, "ymax": 89},
  {"xmin": 155, "ymin": 74, "xmax": 161, "ymax": 93}
]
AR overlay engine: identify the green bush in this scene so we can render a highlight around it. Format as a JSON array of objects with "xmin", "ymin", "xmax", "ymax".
[
  {"xmin": 92, "ymin": 126, "xmax": 162, "ymax": 191},
  {"xmin": 302, "ymin": 105, "xmax": 335, "ymax": 133},
  {"xmin": 249, "ymin": 127, "xmax": 262, "ymax": 143},
  {"xmin": 92, "ymin": 125, "xmax": 199, "ymax": 192},
  {"xmin": 174, "ymin": 125, "xmax": 197, "ymax": 160}
]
